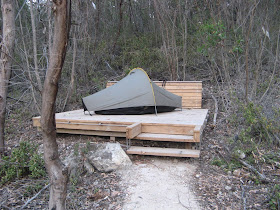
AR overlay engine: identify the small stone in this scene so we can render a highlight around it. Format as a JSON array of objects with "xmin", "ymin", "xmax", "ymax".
[
  {"xmin": 235, "ymin": 150, "xmax": 246, "ymax": 159},
  {"xmin": 227, "ymin": 171, "xmax": 232, "ymax": 175},
  {"xmin": 111, "ymin": 191, "xmax": 119, "ymax": 197},
  {"xmin": 84, "ymin": 159, "xmax": 95, "ymax": 174},
  {"xmin": 225, "ymin": 186, "xmax": 232, "ymax": 191},
  {"xmin": 195, "ymin": 174, "xmax": 200, "ymax": 178},
  {"xmin": 233, "ymin": 169, "xmax": 241, "ymax": 177}
]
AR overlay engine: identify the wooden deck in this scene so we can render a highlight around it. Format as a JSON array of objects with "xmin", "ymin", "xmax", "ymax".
[{"xmin": 33, "ymin": 109, "xmax": 208, "ymax": 158}]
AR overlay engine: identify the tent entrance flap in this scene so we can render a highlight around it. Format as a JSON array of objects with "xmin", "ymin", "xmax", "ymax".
[{"xmin": 82, "ymin": 68, "xmax": 182, "ymax": 115}]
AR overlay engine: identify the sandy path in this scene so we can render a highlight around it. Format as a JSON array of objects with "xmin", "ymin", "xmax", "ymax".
[{"xmin": 120, "ymin": 158, "xmax": 201, "ymax": 210}]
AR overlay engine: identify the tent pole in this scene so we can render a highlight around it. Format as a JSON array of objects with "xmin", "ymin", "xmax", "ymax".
[{"xmin": 154, "ymin": 106, "xmax": 158, "ymax": 116}]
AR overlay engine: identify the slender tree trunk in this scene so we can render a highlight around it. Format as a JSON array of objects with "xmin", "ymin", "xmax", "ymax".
[
  {"xmin": 30, "ymin": 0, "xmax": 43, "ymax": 91},
  {"xmin": 62, "ymin": 29, "xmax": 77, "ymax": 111},
  {"xmin": 112, "ymin": 0, "xmax": 123, "ymax": 52},
  {"xmin": 182, "ymin": 2, "xmax": 188, "ymax": 80},
  {"xmin": 0, "ymin": 0, "xmax": 15, "ymax": 154},
  {"xmin": 48, "ymin": 0, "xmax": 52, "ymax": 60},
  {"xmin": 40, "ymin": 0, "xmax": 71, "ymax": 208},
  {"xmin": 245, "ymin": 1, "xmax": 256, "ymax": 103},
  {"xmin": 18, "ymin": 10, "xmax": 41, "ymax": 114}
]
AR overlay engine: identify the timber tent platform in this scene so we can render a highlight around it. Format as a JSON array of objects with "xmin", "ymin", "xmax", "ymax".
[
  {"xmin": 32, "ymin": 108, "xmax": 208, "ymax": 158},
  {"xmin": 33, "ymin": 81, "xmax": 208, "ymax": 158}
]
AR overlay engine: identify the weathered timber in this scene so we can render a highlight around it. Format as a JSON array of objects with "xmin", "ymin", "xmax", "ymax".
[
  {"xmin": 126, "ymin": 123, "xmax": 142, "ymax": 139},
  {"xmin": 126, "ymin": 146, "xmax": 200, "ymax": 158},
  {"xmin": 134, "ymin": 133, "xmax": 195, "ymax": 142}
]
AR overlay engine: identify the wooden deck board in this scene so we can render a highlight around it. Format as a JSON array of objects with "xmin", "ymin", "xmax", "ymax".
[
  {"xmin": 33, "ymin": 109, "xmax": 208, "ymax": 126},
  {"xmin": 134, "ymin": 133, "xmax": 195, "ymax": 142},
  {"xmin": 33, "ymin": 109, "xmax": 208, "ymax": 137},
  {"xmin": 126, "ymin": 146, "xmax": 200, "ymax": 158}
]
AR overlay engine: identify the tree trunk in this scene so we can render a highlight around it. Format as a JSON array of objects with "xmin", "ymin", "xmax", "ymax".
[
  {"xmin": 62, "ymin": 28, "xmax": 76, "ymax": 111},
  {"xmin": 29, "ymin": 0, "xmax": 43, "ymax": 91},
  {"xmin": 112, "ymin": 0, "xmax": 123, "ymax": 52},
  {"xmin": 40, "ymin": 0, "xmax": 71, "ymax": 209},
  {"xmin": 0, "ymin": 0, "xmax": 15, "ymax": 154},
  {"xmin": 17, "ymin": 3, "xmax": 41, "ymax": 114}
]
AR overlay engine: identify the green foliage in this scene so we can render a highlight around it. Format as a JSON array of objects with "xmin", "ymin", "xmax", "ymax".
[
  {"xmin": 0, "ymin": 141, "xmax": 46, "ymax": 186},
  {"xmin": 269, "ymin": 185, "xmax": 280, "ymax": 209},
  {"xmin": 197, "ymin": 20, "xmax": 226, "ymax": 55},
  {"xmin": 232, "ymin": 38, "xmax": 244, "ymax": 53},
  {"xmin": 70, "ymin": 174, "xmax": 79, "ymax": 187},
  {"xmin": 241, "ymin": 102, "xmax": 276, "ymax": 144},
  {"xmin": 226, "ymin": 159, "xmax": 242, "ymax": 172},
  {"xmin": 81, "ymin": 141, "xmax": 91, "ymax": 155},
  {"xmin": 74, "ymin": 143, "xmax": 79, "ymax": 156},
  {"xmin": 23, "ymin": 182, "xmax": 45, "ymax": 198},
  {"xmin": 211, "ymin": 157, "xmax": 225, "ymax": 167},
  {"xmin": 113, "ymin": 34, "xmax": 168, "ymax": 78},
  {"xmin": 29, "ymin": 153, "xmax": 46, "ymax": 178}
]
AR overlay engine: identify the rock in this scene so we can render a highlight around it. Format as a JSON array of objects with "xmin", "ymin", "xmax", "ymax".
[
  {"xmin": 225, "ymin": 186, "xmax": 232, "ymax": 191},
  {"xmin": 87, "ymin": 143, "xmax": 132, "ymax": 172},
  {"xmin": 233, "ymin": 169, "xmax": 241, "ymax": 177},
  {"xmin": 235, "ymin": 150, "xmax": 246, "ymax": 159},
  {"xmin": 63, "ymin": 153, "xmax": 80, "ymax": 177},
  {"xmin": 84, "ymin": 159, "xmax": 95, "ymax": 174},
  {"xmin": 195, "ymin": 174, "xmax": 200, "ymax": 178},
  {"xmin": 111, "ymin": 191, "xmax": 120, "ymax": 197}
]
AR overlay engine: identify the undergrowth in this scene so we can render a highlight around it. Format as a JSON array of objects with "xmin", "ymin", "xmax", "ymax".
[
  {"xmin": 212, "ymin": 101, "xmax": 280, "ymax": 176},
  {"xmin": 269, "ymin": 184, "xmax": 280, "ymax": 210},
  {"xmin": 0, "ymin": 141, "xmax": 46, "ymax": 186}
]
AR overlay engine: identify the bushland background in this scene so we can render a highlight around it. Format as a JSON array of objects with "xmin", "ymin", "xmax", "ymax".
[{"xmin": 0, "ymin": 0, "xmax": 280, "ymax": 209}]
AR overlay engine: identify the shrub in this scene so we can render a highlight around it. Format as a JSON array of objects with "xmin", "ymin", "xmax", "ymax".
[
  {"xmin": 0, "ymin": 141, "xmax": 46, "ymax": 185},
  {"xmin": 269, "ymin": 184, "xmax": 280, "ymax": 209},
  {"xmin": 241, "ymin": 102, "xmax": 278, "ymax": 145}
]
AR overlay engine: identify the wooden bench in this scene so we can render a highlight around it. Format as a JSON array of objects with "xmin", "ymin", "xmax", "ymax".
[{"xmin": 106, "ymin": 81, "xmax": 202, "ymax": 109}]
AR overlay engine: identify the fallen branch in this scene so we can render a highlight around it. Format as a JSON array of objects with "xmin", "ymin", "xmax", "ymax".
[
  {"xmin": 21, "ymin": 183, "xmax": 50, "ymax": 209},
  {"xmin": 241, "ymin": 184, "xmax": 246, "ymax": 210},
  {"xmin": 224, "ymin": 146, "xmax": 279, "ymax": 184},
  {"xmin": 238, "ymin": 159, "xmax": 271, "ymax": 183},
  {"xmin": 215, "ymin": 149, "xmax": 229, "ymax": 165}
]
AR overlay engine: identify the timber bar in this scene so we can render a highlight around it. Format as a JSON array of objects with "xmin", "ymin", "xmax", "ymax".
[{"xmin": 33, "ymin": 81, "xmax": 208, "ymax": 158}]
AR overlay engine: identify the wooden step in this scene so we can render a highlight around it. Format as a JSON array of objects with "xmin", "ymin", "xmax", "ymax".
[
  {"xmin": 126, "ymin": 146, "xmax": 200, "ymax": 158},
  {"xmin": 134, "ymin": 133, "xmax": 195, "ymax": 142}
]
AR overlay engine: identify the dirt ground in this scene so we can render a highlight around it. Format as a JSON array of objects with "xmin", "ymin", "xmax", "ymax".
[{"xmin": 120, "ymin": 157, "xmax": 201, "ymax": 210}]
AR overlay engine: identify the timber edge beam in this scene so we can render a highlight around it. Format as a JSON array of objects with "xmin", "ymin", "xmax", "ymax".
[{"xmin": 126, "ymin": 122, "xmax": 142, "ymax": 139}]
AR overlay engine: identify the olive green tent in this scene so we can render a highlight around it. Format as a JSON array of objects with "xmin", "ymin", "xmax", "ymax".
[{"xmin": 82, "ymin": 68, "xmax": 182, "ymax": 115}]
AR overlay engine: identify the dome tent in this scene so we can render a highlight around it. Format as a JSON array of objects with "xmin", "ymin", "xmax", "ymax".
[{"xmin": 82, "ymin": 68, "xmax": 182, "ymax": 115}]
